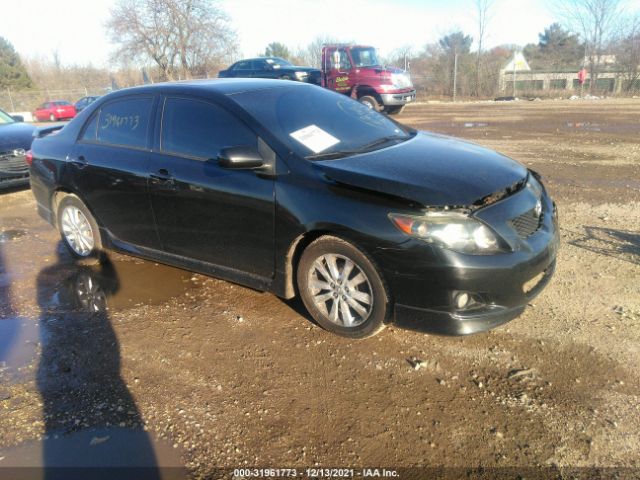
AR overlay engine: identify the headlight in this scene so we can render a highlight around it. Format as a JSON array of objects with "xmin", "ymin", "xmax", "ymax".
[
  {"xmin": 391, "ymin": 72, "xmax": 412, "ymax": 89},
  {"xmin": 294, "ymin": 71, "xmax": 308, "ymax": 80},
  {"xmin": 389, "ymin": 211, "xmax": 507, "ymax": 254}
]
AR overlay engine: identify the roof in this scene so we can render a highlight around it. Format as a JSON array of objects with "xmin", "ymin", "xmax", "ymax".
[{"xmin": 107, "ymin": 78, "xmax": 310, "ymax": 99}]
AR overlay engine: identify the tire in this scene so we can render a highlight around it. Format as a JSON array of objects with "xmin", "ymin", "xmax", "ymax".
[
  {"xmin": 297, "ymin": 235, "xmax": 391, "ymax": 338},
  {"xmin": 49, "ymin": 113, "xmax": 56, "ymax": 122},
  {"xmin": 359, "ymin": 95, "xmax": 381, "ymax": 111},
  {"xmin": 56, "ymin": 195, "xmax": 102, "ymax": 259},
  {"xmin": 385, "ymin": 105, "xmax": 405, "ymax": 115},
  {"xmin": 280, "ymin": 75, "xmax": 292, "ymax": 81}
]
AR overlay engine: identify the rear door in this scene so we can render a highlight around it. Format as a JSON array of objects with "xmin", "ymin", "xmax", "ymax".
[
  {"xmin": 229, "ymin": 60, "xmax": 252, "ymax": 78},
  {"xmin": 147, "ymin": 95, "xmax": 275, "ymax": 278},
  {"xmin": 70, "ymin": 95, "xmax": 160, "ymax": 249}
]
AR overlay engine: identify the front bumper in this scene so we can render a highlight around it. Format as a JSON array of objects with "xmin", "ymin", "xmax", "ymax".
[
  {"xmin": 380, "ymin": 90, "xmax": 416, "ymax": 106},
  {"xmin": 375, "ymin": 184, "xmax": 559, "ymax": 335},
  {"xmin": 394, "ymin": 259, "xmax": 556, "ymax": 335}
]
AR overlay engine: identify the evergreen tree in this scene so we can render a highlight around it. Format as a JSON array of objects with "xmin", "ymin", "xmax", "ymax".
[{"xmin": 0, "ymin": 37, "xmax": 32, "ymax": 89}]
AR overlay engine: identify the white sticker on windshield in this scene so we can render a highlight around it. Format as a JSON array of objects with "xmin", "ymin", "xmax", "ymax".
[{"xmin": 289, "ymin": 125, "xmax": 340, "ymax": 154}]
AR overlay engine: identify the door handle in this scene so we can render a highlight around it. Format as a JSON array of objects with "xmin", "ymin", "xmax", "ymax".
[{"xmin": 67, "ymin": 155, "xmax": 88, "ymax": 169}]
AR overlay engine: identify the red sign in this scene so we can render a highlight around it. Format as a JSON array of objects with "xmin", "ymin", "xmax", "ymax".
[{"xmin": 577, "ymin": 68, "xmax": 587, "ymax": 85}]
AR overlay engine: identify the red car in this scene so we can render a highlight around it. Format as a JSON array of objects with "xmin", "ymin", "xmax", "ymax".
[{"xmin": 33, "ymin": 100, "xmax": 76, "ymax": 122}]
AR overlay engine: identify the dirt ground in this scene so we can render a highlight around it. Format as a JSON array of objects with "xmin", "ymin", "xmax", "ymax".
[{"xmin": 0, "ymin": 98, "xmax": 639, "ymax": 479}]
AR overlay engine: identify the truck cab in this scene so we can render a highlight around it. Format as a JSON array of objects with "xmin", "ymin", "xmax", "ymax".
[{"xmin": 321, "ymin": 44, "xmax": 416, "ymax": 115}]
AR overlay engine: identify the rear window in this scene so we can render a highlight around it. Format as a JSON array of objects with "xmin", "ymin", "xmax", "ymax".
[
  {"xmin": 96, "ymin": 97, "xmax": 153, "ymax": 149},
  {"xmin": 53, "ymin": 101, "xmax": 72, "ymax": 106}
]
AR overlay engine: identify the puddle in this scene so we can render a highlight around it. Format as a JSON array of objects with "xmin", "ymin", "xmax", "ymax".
[
  {"xmin": 0, "ymin": 427, "xmax": 187, "ymax": 478},
  {"xmin": 39, "ymin": 256, "xmax": 197, "ymax": 314},
  {"xmin": 0, "ymin": 229, "xmax": 26, "ymax": 243},
  {"xmin": 0, "ymin": 316, "xmax": 40, "ymax": 377}
]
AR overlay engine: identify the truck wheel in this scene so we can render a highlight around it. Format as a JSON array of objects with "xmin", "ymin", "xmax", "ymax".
[
  {"xmin": 385, "ymin": 106, "xmax": 405, "ymax": 115},
  {"xmin": 359, "ymin": 95, "xmax": 381, "ymax": 111}
]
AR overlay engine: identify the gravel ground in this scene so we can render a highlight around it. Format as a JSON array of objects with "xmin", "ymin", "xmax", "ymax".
[{"xmin": 0, "ymin": 98, "xmax": 639, "ymax": 479}]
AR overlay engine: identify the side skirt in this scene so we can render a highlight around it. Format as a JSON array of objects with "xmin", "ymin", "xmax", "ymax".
[{"xmin": 103, "ymin": 229, "xmax": 274, "ymax": 294}]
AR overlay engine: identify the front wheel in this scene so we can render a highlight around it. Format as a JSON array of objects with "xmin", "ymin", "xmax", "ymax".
[
  {"xmin": 297, "ymin": 236, "xmax": 391, "ymax": 338},
  {"xmin": 57, "ymin": 195, "xmax": 103, "ymax": 259},
  {"xmin": 49, "ymin": 113, "xmax": 56, "ymax": 122},
  {"xmin": 358, "ymin": 95, "xmax": 381, "ymax": 111}
]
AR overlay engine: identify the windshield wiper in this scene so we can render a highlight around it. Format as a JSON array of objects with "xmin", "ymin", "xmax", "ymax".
[{"xmin": 305, "ymin": 134, "xmax": 411, "ymax": 161}]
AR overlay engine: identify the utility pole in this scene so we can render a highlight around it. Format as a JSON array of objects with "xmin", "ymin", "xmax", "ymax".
[
  {"xmin": 453, "ymin": 50, "xmax": 458, "ymax": 102},
  {"xmin": 512, "ymin": 53, "xmax": 517, "ymax": 98},
  {"xmin": 6, "ymin": 88, "xmax": 14, "ymax": 111}
]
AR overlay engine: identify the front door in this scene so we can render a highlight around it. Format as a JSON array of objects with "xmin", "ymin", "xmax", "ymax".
[
  {"xmin": 71, "ymin": 95, "xmax": 160, "ymax": 249},
  {"xmin": 147, "ymin": 96, "xmax": 275, "ymax": 279}
]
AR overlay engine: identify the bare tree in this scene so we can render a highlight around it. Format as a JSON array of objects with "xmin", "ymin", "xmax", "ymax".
[
  {"xmin": 295, "ymin": 36, "xmax": 343, "ymax": 68},
  {"xmin": 106, "ymin": 0, "xmax": 237, "ymax": 81},
  {"xmin": 554, "ymin": 0, "xmax": 625, "ymax": 91},
  {"xmin": 614, "ymin": 15, "xmax": 640, "ymax": 92},
  {"xmin": 474, "ymin": 0, "xmax": 494, "ymax": 96}
]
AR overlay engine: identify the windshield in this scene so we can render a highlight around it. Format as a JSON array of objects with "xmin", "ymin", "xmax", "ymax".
[
  {"xmin": 0, "ymin": 109, "xmax": 14, "ymax": 125},
  {"xmin": 350, "ymin": 47, "xmax": 380, "ymax": 67},
  {"xmin": 230, "ymin": 86, "xmax": 412, "ymax": 159},
  {"xmin": 265, "ymin": 58, "xmax": 293, "ymax": 68}
]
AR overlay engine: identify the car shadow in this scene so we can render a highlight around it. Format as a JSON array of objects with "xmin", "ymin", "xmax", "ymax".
[
  {"xmin": 35, "ymin": 246, "xmax": 163, "ymax": 480},
  {"xmin": 568, "ymin": 225, "xmax": 640, "ymax": 266}
]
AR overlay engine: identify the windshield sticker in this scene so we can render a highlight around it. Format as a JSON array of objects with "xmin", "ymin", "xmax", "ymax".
[{"xmin": 289, "ymin": 125, "xmax": 340, "ymax": 153}]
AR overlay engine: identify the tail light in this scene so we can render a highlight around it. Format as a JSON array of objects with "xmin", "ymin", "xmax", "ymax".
[{"xmin": 25, "ymin": 150, "xmax": 33, "ymax": 166}]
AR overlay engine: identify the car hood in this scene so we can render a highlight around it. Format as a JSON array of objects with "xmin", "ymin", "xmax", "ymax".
[
  {"xmin": 0, "ymin": 122, "xmax": 36, "ymax": 152},
  {"xmin": 285, "ymin": 66, "xmax": 320, "ymax": 73},
  {"xmin": 315, "ymin": 132, "xmax": 528, "ymax": 207}
]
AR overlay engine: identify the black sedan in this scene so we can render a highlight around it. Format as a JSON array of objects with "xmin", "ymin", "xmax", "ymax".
[
  {"xmin": 29, "ymin": 80, "xmax": 558, "ymax": 338},
  {"xmin": 219, "ymin": 57, "xmax": 320, "ymax": 84},
  {"xmin": 0, "ymin": 108, "xmax": 37, "ymax": 190}
]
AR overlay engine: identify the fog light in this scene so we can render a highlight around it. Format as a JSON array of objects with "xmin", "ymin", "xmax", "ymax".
[{"xmin": 454, "ymin": 292, "xmax": 470, "ymax": 309}]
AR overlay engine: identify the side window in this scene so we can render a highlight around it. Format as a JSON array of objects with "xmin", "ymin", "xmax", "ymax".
[
  {"xmin": 80, "ymin": 112, "xmax": 99, "ymax": 141},
  {"xmin": 338, "ymin": 49, "xmax": 352, "ymax": 70},
  {"xmin": 161, "ymin": 97, "xmax": 256, "ymax": 160},
  {"xmin": 252, "ymin": 60, "xmax": 266, "ymax": 70},
  {"xmin": 97, "ymin": 97, "xmax": 152, "ymax": 149},
  {"xmin": 233, "ymin": 61, "xmax": 251, "ymax": 70}
]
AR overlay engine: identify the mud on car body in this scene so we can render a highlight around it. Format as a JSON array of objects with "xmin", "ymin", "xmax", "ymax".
[{"xmin": 29, "ymin": 79, "xmax": 558, "ymax": 338}]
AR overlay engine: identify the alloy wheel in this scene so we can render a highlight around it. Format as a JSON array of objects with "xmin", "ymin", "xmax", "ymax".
[
  {"xmin": 61, "ymin": 206, "xmax": 94, "ymax": 256},
  {"xmin": 307, "ymin": 253, "xmax": 374, "ymax": 327}
]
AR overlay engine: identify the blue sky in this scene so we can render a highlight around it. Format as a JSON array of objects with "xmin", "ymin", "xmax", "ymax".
[{"xmin": 0, "ymin": 0, "xmax": 634, "ymax": 67}]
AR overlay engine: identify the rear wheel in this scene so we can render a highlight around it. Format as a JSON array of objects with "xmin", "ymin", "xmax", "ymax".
[
  {"xmin": 297, "ymin": 236, "xmax": 391, "ymax": 338},
  {"xmin": 57, "ymin": 195, "xmax": 102, "ymax": 259},
  {"xmin": 359, "ymin": 95, "xmax": 381, "ymax": 111},
  {"xmin": 385, "ymin": 105, "xmax": 405, "ymax": 115}
]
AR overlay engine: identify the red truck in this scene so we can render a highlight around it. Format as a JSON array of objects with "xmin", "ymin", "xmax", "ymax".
[{"xmin": 321, "ymin": 44, "xmax": 416, "ymax": 115}]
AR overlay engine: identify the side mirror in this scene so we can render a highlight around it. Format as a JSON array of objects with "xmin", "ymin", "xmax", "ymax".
[
  {"xmin": 11, "ymin": 115, "xmax": 24, "ymax": 123},
  {"xmin": 217, "ymin": 145, "xmax": 264, "ymax": 169}
]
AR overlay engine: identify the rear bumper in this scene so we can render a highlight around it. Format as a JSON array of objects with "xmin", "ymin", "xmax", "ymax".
[{"xmin": 380, "ymin": 90, "xmax": 416, "ymax": 106}]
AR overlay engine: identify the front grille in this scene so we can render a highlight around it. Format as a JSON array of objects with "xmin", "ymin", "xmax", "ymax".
[
  {"xmin": 509, "ymin": 208, "xmax": 543, "ymax": 238},
  {"xmin": 0, "ymin": 151, "xmax": 28, "ymax": 175}
]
